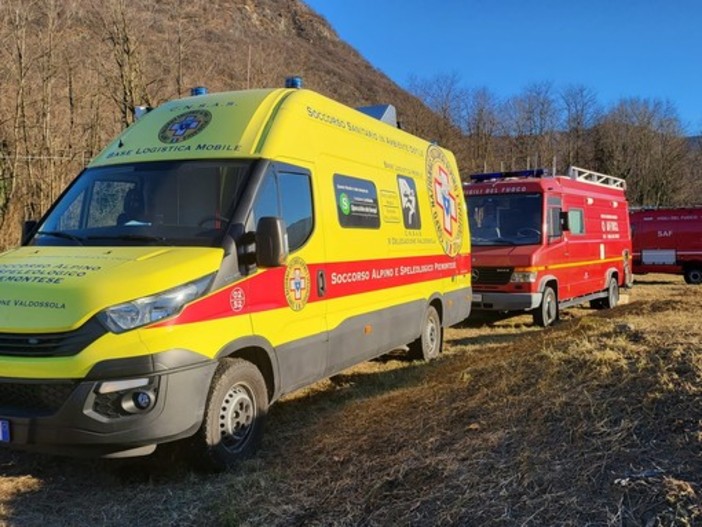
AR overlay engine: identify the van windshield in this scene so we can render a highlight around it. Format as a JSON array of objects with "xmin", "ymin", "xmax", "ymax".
[
  {"xmin": 467, "ymin": 193, "xmax": 543, "ymax": 246},
  {"xmin": 33, "ymin": 160, "xmax": 253, "ymax": 247}
]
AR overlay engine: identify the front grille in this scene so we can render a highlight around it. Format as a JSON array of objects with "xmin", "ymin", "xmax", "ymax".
[
  {"xmin": 93, "ymin": 392, "xmax": 127, "ymax": 419},
  {"xmin": 473, "ymin": 266, "xmax": 513, "ymax": 285},
  {"xmin": 0, "ymin": 381, "xmax": 76, "ymax": 416},
  {"xmin": 0, "ymin": 317, "xmax": 106, "ymax": 357}
]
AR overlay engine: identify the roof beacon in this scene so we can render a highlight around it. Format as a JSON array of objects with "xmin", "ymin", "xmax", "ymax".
[
  {"xmin": 133, "ymin": 105, "xmax": 151, "ymax": 121},
  {"xmin": 190, "ymin": 86, "xmax": 208, "ymax": 96},
  {"xmin": 285, "ymin": 76, "xmax": 303, "ymax": 89},
  {"xmin": 469, "ymin": 169, "xmax": 545, "ymax": 183}
]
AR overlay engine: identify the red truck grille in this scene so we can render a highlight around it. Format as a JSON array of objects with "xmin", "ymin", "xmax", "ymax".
[{"xmin": 472, "ymin": 267, "xmax": 513, "ymax": 285}]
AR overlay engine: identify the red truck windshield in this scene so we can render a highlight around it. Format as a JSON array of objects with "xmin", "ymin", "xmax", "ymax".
[{"xmin": 467, "ymin": 193, "xmax": 543, "ymax": 246}]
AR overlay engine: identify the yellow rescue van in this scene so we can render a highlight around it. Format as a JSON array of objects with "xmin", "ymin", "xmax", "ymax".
[{"xmin": 0, "ymin": 80, "xmax": 471, "ymax": 469}]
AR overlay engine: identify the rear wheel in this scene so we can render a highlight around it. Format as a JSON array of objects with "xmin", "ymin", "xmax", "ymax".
[
  {"xmin": 193, "ymin": 358, "xmax": 268, "ymax": 471},
  {"xmin": 601, "ymin": 276, "xmax": 619, "ymax": 309},
  {"xmin": 533, "ymin": 286, "xmax": 558, "ymax": 327},
  {"xmin": 684, "ymin": 267, "xmax": 702, "ymax": 285},
  {"xmin": 408, "ymin": 306, "xmax": 442, "ymax": 361}
]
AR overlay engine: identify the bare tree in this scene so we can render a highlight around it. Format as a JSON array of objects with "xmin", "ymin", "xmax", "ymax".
[
  {"xmin": 560, "ymin": 84, "xmax": 600, "ymax": 168},
  {"xmin": 408, "ymin": 73, "xmax": 466, "ymax": 143},
  {"xmin": 462, "ymin": 87, "xmax": 500, "ymax": 173},
  {"xmin": 89, "ymin": 0, "xmax": 153, "ymax": 128},
  {"xmin": 594, "ymin": 98, "xmax": 689, "ymax": 206},
  {"xmin": 502, "ymin": 82, "xmax": 559, "ymax": 170}
]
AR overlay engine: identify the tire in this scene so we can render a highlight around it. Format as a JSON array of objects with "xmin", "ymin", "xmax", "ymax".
[
  {"xmin": 193, "ymin": 358, "xmax": 268, "ymax": 471},
  {"xmin": 601, "ymin": 276, "xmax": 619, "ymax": 309},
  {"xmin": 533, "ymin": 286, "xmax": 558, "ymax": 327},
  {"xmin": 684, "ymin": 267, "xmax": 702, "ymax": 285},
  {"xmin": 408, "ymin": 306, "xmax": 442, "ymax": 361}
]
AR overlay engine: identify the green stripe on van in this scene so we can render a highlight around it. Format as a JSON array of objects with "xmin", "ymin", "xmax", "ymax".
[{"xmin": 254, "ymin": 91, "xmax": 294, "ymax": 154}]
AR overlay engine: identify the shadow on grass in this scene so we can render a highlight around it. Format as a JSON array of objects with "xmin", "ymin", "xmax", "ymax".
[
  {"xmin": 634, "ymin": 279, "xmax": 685, "ymax": 286},
  {"xmin": 0, "ymin": 353, "xmax": 437, "ymax": 491}
]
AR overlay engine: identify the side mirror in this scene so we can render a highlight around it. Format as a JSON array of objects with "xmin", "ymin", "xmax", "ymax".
[
  {"xmin": 560, "ymin": 211, "xmax": 570, "ymax": 232},
  {"xmin": 21, "ymin": 220, "xmax": 38, "ymax": 245},
  {"xmin": 255, "ymin": 217, "xmax": 288, "ymax": 267}
]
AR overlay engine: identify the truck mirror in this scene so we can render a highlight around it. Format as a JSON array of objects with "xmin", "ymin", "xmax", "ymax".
[
  {"xmin": 255, "ymin": 217, "xmax": 288, "ymax": 267},
  {"xmin": 21, "ymin": 220, "xmax": 38, "ymax": 245},
  {"xmin": 559, "ymin": 211, "xmax": 570, "ymax": 232}
]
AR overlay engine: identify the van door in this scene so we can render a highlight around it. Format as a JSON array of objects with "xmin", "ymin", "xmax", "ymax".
[
  {"xmin": 545, "ymin": 196, "xmax": 572, "ymax": 300},
  {"xmin": 248, "ymin": 163, "xmax": 328, "ymax": 393}
]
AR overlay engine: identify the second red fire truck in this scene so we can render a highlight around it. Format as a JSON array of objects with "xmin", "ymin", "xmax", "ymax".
[
  {"xmin": 464, "ymin": 166, "xmax": 633, "ymax": 326},
  {"xmin": 630, "ymin": 207, "xmax": 702, "ymax": 284}
]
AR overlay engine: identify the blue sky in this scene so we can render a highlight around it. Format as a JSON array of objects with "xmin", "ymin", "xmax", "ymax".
[{"xmin": 304, "ymin": 0, "xmax": 701, "ymax": 133}]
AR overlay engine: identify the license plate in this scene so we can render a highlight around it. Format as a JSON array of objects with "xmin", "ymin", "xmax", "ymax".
[
  {"xmin": 0, "ymin": 420, "xmax": 10, "ymax": 443},
  {"xmin": 472, "ymin": 293, "xmax": 482, "ymax": 302}
]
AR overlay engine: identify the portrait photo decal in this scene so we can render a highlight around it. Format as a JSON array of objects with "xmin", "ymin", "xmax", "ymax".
[{"xmin": 397, "ymin": 175, "xmax": 421, "ymax": 229}]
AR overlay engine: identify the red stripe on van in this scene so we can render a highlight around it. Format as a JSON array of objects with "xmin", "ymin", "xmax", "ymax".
[{"xmin": 152, "ymin": 253, "xmax": 470, "ymax": 327}]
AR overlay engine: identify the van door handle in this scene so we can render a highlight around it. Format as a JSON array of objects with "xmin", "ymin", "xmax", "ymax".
[{"xmin": 317, "ymin": 270, "xmax": 326, "ymax": 297}]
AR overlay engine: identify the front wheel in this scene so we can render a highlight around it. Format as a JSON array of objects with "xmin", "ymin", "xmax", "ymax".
[
  {"xmin": 193, "ymin": 358, "xmax": 268, "ymax": 471},
  {"xmin": 684, "ymin": 267, "xmax": 702, "ymax": 285},
  {"xmin": 408, "ymin": 306, "xmax": 442, "ymax": 361},
  {"xmin": 533, "ymin": 286, "xmax": 558, "ymax": 327}
]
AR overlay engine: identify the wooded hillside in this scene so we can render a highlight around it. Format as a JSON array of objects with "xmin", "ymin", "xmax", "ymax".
[
  {"xmin": 1, "ymin": 0, "xmax": 700, "ymax": 251},
  {"xmin": 0, "ymin": 0, "xmax": 455, "ymax": 250}
]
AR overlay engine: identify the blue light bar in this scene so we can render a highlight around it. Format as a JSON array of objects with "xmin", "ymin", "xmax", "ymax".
[
  {"xmin": 190, "ymin": 86, "xmax": 208, "ymax": 96},
  {"xmin": 285, "ymin": 76, "xmax": 303, "ymax": 89},
  {"xmin": 469, "ymin": 169, "xmax": 545, "ymax": 182}
]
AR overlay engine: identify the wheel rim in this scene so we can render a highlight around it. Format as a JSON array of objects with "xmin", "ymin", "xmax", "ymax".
[
  {"xmin": 609, "ymin": 281, "xmax": 618, "ymax": 305},
  {"xmin": 545, "ymin": 292, "xmax": 556, "ymax": 324},
  {"xmin": 426, "ymin": 316, "xmax": 439, "ymax": 356},
  {"xmin": 219, "ymin": 383, "xmax": 256, "ymax": 453},
  {"xmin": 689, "ymin": 270, "xmax": 702, "ymax": 284}
]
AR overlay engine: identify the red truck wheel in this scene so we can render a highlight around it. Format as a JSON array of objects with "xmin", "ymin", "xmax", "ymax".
[
  {"xmin": 533, "ymin": 286, "xmax": 558, "ymax": 327},
  {"xmin": 684, "ymin": 267, "xmax": 702, "ymax": 285}
]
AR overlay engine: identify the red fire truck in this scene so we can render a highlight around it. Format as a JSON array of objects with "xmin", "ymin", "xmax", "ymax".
[
  {"xmin": 630, "ymin": 207, "xmax": 702, "ymax": 284},
  {"xmin": 464, "ymin": 167, "xmax": 633, "ymax": 326}
]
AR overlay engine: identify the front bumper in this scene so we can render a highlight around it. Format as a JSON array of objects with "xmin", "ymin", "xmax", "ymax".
[
  {"xmin": 471, "ymin": 291, "xmax": 542, "ymax": 312},
  {"xmin": 0, "ymin": 349, "xmax": 217, "ymax": 457}
]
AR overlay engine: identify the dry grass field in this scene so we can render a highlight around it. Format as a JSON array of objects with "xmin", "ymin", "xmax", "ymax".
[{"xmin": 0, "ymin": 274, "xmax": 700, "ymax": 526}]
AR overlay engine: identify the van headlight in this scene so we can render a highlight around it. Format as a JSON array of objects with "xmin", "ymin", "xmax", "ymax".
[
  {"xmin": 98, "ymin": 274, "xmax": 213, "ymax": 333},
  {"xmin": 510, "ymin": 271, "xmax": 537, "ymax": 283}
]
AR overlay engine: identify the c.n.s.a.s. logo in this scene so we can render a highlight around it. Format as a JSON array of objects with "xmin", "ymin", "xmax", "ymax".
[
  {"xmin": 158, "ymin": 110, "xmax": 212, "ymax": 144},
  {"xmin": 425, "ymin": 145, "xmax": 464, "ymax": 257}
]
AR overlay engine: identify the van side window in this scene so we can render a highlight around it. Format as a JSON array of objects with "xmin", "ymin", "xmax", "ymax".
[
  {"xmin": 279, "ymin": 172, "xmax": 313, "ymax": 251},
  {"xmin": 252, "ymin": 172, "xmax": 279, "ymax": 224},
  {"xmin": 252, "ymin": 167, "xmax": 314, "ymax": 252},
  {"xmin": 568, "ymin": 209, "xmax": 585, "ymax": 235},
  {"xmin": 548, "ymin": 207, "xmax": 563, "ymax": 238}
]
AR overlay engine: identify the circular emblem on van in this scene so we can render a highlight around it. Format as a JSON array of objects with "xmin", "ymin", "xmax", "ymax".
[
  {"xmin": 426, "ymin": 145, "xmax": 464, "ymax": 257},
  {"xmin": 230, "ymin": 287, "xmax": 246, "ymax": 312},
  {"xmin": 284, "ymin": 257, "xmax": 311, "ymax": 312},
  {"xmin": 158, "ymin": 110, "xmax": 212, "ymax": 144}
]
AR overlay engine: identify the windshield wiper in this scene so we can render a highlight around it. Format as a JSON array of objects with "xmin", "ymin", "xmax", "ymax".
[
  {"xmin": 86, "ymin": 234, "xmax": 168, "ymax": 243},
  {"xmin": 37, "ymin": 231, "xmax": 85, "ymax": 245},
  {"xmin": 483, "ymin": 238, "xmax": 516, "ymax": 246}
]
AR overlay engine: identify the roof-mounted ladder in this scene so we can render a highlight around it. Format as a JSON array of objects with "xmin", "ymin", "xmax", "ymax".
[{"xmin": 568, "ymin": 166, "xmax": 626, "ymax": 190}]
